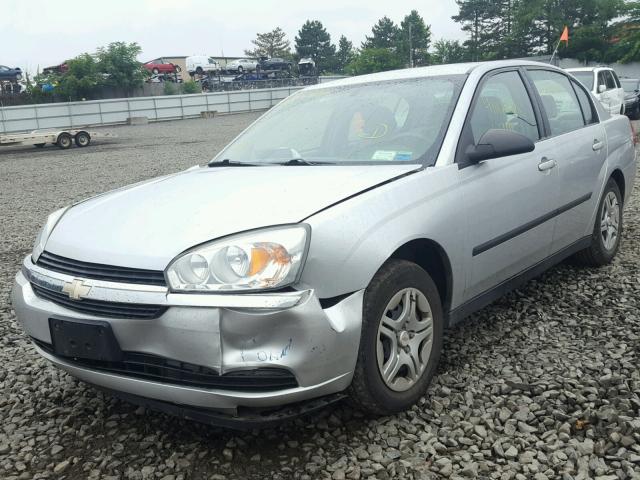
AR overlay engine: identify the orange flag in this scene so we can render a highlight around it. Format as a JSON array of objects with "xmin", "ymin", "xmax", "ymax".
[{"xmin": 560, "ymin": 26, "xmax": 569, "ymax": 44}]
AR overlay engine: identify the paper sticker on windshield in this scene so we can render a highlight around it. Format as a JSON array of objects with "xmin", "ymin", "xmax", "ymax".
[
  {"xmin": 395, "ymin": 151, "xmax": 413, "ymax": 161},
  {"xmin": 372, "ymin": 150, "xmax": 397, "ymax": 161}
]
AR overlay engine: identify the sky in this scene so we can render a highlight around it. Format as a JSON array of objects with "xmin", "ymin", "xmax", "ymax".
[{"xmin": 1, "ymin": 0, "xmax": 466, "ymax": 73}]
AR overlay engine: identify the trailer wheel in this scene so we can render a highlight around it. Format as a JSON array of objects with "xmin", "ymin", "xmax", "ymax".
[
  {"xmin": 75, "ymin": 131, "xmax": 91, "ymax": 147},
  {"xmin": 56, "ymin": 133, "xmax": 73, "ymax": 149},
  {"xmin": 35, "ymin": 143, "xmax": 46, "ymax": 148}
]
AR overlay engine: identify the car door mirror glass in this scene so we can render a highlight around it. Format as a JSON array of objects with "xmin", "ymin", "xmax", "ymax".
[
  {"xmin": 598, "ymin": 84, "xmax": 607, "ymax": 93},
  {"xmin": 466, "ymin": 129, "xmax": 535, "ymax": 163}
]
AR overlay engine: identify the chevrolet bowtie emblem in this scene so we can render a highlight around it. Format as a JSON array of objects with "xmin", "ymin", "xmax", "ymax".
[{"xmin": 61, "ymin": 279, "xmax": 91, "ymax": 300}]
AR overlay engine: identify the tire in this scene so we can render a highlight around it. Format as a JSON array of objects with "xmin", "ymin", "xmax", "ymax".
[
  {"xmin": 74, "ymin": 131, "xmax": 91, "ymax": 147},
  {"xmin": 15, "ymin": 73, "xmax": 22, "ymax": 81},
  {"xmin": 152, "ymin": 68, "xmax": 160, "ymax": 75},
  {"xmin": 632, "ymin": 105, "xmax": 640, "ymax": 121},
  {"xmin": 174, "ymin": 65, "xmax": 182, "ymax": 73},
  {"xmin": 573, "ymin": 178, "xmax": 623, "ymax": 267},
  {"xmin": 348, "ymin": 259, "xmax": 443, "ymax": 415},
  {"xmin": 34, "ymin": 143, "xmax": 45, "ymax": 148},
  {"xmin": 56, "ymin": 132, "xmax": 72, "ymax": 149},
  {"xmin": 196, "ymin": 67, "xmax": 203, "ymax": 75},
  {"xmin": 237, "ymin": 66, "xmax": 244, "ymax": 73}
]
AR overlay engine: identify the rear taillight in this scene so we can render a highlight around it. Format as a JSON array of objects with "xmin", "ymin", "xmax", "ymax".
[{"xmin": 630, "ymin": 120, "xmax": 638, "ymax": 145}]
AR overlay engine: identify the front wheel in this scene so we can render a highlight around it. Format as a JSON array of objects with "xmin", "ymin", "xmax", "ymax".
[
  {"xmin": 348, "ymin": 260, "xmax": 443, "ymax": 415},
  {"xmin": 573, "ymin": 178, "xmax": 623, "ymax": 266}
]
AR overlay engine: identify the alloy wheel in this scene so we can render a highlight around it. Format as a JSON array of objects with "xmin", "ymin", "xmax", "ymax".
[
  {"xmin": 376, "ymin": 288, "xmax": 434, "ymax": 392},
  {"xmin": 600, "ymin": 191, "xmax": 620, "ymax": 251}
]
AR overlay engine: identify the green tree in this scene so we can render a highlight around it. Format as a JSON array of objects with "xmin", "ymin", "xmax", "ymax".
[
  {"xmin": 346, "ymin": 48, "xmax": 404, "ymax": 75},
  {"xmin": 96, "ymin": 42, "xmax": 146, "ymax": 93},
  {"xmin": 362, "ymin": 16, "xmax": 400, "ymax": 50},
  {"xmin": 335, "ymin": 35, "xmax": 356, "ymax": 73},
  {"xmin": 294, "ymin": 20, "xmax": 336, "ymax": 72},
  {"xmin": 244, "ymin": 27, "xmax": 291, "ymax": 58},
  {"xmin": 399, "ymin": 10, "xmax": 432, "ymax": 66},
  {"xmin": 56, "ymin": 53, "xmax": 103, "ymax": 100},
  {"xmin": 431, "ymin": 39, "xmax": 469, "ymax": 64}
]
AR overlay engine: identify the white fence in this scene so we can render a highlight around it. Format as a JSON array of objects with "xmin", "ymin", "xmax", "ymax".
[{"xmin": 0, "ymin": 86, "xmax": 306, "ymax": 134}]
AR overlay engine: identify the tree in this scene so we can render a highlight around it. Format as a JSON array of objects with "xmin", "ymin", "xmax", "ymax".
[
  {"xmin": 244, "ymin": 27, "xmax": 291, "ymax": 58},
  {"xmin": 335, "ymin": 35, "xmax": 356, "ymax": 73},
  {"xmin": 96, "ymin": 42, "xmax": 146, "ymax": 93},
  {"xmin": 362, "ymin": 16, "xmax": 400, "ymax": 50},
  {"xmin": 346, "ymin": 48, "xmax": 404, "ymax": 75},
  {"xmin": 431, "ymin": 39, "xmax": 469, "ymax": 64},
  {"xmin": 56, "ymin": 53, "xmax": 103, "ymax": 100},
  {"xmin": 295, "ymin": 20, "xmax": 336, "ymax": 72},
  {"xmin": 399, "ymin": 10, "xmax": 432, "ymax": 66}
]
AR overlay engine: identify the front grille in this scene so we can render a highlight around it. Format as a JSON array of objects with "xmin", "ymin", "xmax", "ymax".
[
  {"xmin": 31, "ymin": 283, "xmax": 166, "ymax": 319},
  {"xmin": 33, "ymin": 339, "xmax": 298, "ymax": 391},
  {"xmin": 36, "ymin": 251, "xmax": 166, "ymax": 286}
]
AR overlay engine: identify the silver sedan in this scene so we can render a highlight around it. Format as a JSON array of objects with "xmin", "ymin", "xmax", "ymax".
[{"xmin": 12, "ymin": 60, "xmax": 637, "ymax": 427}]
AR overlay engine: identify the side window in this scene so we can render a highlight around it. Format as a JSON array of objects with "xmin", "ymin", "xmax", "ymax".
[
  {"xmin": 605, "ymin": 71, "xmax": 616, "ymax": 90},
  {"xmin": 611, "ymin": 70, "xmax": 621, "ymax": 88},
  {"xmin": 528, "ymin": 70, "xmax": 585, "ymax": 136},
  {"xmin": 571, "ymin": 80, "xmax": 598, "ymax": 125},
  {"xmin": 468, "ymin": 71, "xmax": 539, "ymax": 144},
  {"xmin": 597, "ymin": 72, "xmax": 608, "ymax": 92}
]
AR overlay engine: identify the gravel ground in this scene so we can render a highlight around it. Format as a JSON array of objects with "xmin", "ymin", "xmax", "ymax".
[{"xmin": 0, "ymin": 114, "xmax": 639, "ymax": 480}]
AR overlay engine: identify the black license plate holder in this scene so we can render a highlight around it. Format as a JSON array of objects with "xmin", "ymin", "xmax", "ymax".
[{"xmin": 49, "ymin": 318, "xmax": 123, "ymax": 361}]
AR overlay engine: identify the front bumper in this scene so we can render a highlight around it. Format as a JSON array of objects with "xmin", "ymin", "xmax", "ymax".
[{"xmin": 12, "ymin": 256, "xmax": 364, "ymax": 416}]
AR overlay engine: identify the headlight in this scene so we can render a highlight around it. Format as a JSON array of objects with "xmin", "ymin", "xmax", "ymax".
[
  {"xmin": 166, "ymin": 225, "xmax": 310, "ymax": 292},
  {"xmin": 32, "ymin": 207, "xmax": 69, "ymax": 262}
]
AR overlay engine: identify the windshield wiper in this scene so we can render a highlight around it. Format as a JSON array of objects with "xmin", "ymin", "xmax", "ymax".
[
  {"xmin": 208, "ymin": 159, "xmax": 261, "ymax": 167},
  {"xmin": 278, "ymin": 158, "xmax": 334, "ymax": 166}
]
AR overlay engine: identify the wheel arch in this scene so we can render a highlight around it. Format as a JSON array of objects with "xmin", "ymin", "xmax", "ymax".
[
  {"xmin": 388, "ymin": 238, "xmax": 453, "ymax": 313},
  {"xmin": 610, "ymin": 168, "xmax": 625, "ymax": 204}
]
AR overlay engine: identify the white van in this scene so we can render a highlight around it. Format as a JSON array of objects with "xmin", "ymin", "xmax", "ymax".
[
  {"xmin": 186, "ymin": 56, "xmax": 220, "ymax": 76},
  {"xmin": 566, "ymin": 67, "xmax": 625, "ymax": 115}
]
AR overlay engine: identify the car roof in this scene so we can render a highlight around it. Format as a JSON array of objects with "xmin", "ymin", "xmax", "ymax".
[
  {"xmin": 565, "ymin": 67, "xmax": 611, "ymax": 72},
  {"xmin": 306, "ymin": 59, "xmax": 565, "ymax": 90}
]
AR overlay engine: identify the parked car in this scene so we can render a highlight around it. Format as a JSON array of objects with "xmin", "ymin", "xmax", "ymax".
[
  {"xmin": 566, "ymin": 66, "xmax": 625, "ymax": 115},
  {"xmin": 143, "ymin": 59, "xmax": 181, "ymax": 75},
  {"xmin": 258, "ymin": 56, "xmax": 292, "ymax": 72},
  {"xmin": 13, "ymin": 60, "xmax": 636, "ymax": 427},
  {"xmin": 225, "ymin": 58, "xmax": 258, "ymax": 73},
  {"xmin": 186, "ymin": 55, "xmax": 220, "ymax": 76},
  {"xmin": 43, "ymin": 63, "xmax": 69, "ymax": 75},
  {"xmin": 621, "ymin": 78, "xmax": 640, "ymax": 119},
  {"xmin": 0, "ymin": 65, "xmax": 22, "ymax": 82}
]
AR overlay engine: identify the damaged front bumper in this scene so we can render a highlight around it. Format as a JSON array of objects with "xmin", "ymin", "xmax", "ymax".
[{"xmin": 11, "ymin": 256, "xmax": 364, "ymax": 421}]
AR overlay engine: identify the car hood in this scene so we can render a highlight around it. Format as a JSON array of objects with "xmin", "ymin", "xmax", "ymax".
[{"xmin": 45, "ymin": 164, "xmax": 418, "ymax": 270}]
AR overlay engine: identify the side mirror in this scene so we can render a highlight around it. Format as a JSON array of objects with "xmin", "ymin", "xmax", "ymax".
[
  {"xmin": 598, "ymin": 84, "xmax": 607, "ymax": 93},
  {"xmin": 466, "ymin": 129, "xmax": 535, "ymax": 164}
]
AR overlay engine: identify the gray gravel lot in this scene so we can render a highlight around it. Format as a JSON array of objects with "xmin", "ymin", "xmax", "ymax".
[{"xmin": 0, "ymin": 113, "xmax": 639, "ymax": 480}]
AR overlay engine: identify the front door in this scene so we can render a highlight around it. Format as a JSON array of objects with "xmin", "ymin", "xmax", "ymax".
[{"xmin": 457, "ymin": 69, "xmax": 560, "ymax": 301}]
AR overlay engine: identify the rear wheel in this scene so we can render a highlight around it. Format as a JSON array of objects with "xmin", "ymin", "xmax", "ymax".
[
  {"xmin": 573, "ymin": 178, "xmax": 623, "ymax": 266},
  {"xmin": 238, "ymin": 66, "xmax": 244, "ymax": 73},
  {"xmin": 75, "ymin": 131, "xmax": 91, "ymax": 147},
  {"xmin": 56, "ymin": 132, "xmax": 72, "ymax": 149},
  {"xmin": 152, "ymin": 68, "xmax": 159, "ymax": 75},
  {"xmin": 196, "ymin": 67, "xmax": 203, "ymax": 75},
  {"xmin": 348, "ymin": 260, "xmax": 443, "ymax": 415}
]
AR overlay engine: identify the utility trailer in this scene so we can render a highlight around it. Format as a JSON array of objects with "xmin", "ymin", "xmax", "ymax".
[{"xmin": 0, "ymin": 129, "xmax": 115, "ymax": 150}]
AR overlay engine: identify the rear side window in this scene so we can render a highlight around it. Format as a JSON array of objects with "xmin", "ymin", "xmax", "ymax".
[
  {"xmin": 598, "ymin": 72, "xmax": 608, "ymax": 91},
  {"xmin": 604, "ymin": 71, "xmax": 617, "ymax": 90},
  {"xmin": 468, "ymin": 71, "xmax": 539, "ymax": 144},
  {"xmin": 571, "ymin": 80, "xmax": 598, "ymax": 125},
  {"xmin": 611, "ymin": 70, "xmax": 621, "ymax": 88},
  {"xmin": 528, "ymin": 70, "xmax": 585, "ymax": 136}
]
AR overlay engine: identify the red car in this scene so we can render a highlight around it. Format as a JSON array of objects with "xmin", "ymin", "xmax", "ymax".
[{"xmin": 143, "ymin": 59, "xmax": 181, "ymax": 75}]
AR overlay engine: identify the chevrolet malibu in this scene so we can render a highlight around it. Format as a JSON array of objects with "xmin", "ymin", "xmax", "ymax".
[{"xmin": 12, "ymin": 60, "xmax": 637, "ymax": 427}]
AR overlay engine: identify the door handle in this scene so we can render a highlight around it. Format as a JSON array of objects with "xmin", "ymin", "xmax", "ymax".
[
  {"xmin": 538, "ymin": 157, "xmax": 557, "ymax": 172},
  {"xmin": 592, "ymin": 139, "xmax": 604, "ymax": 151}
]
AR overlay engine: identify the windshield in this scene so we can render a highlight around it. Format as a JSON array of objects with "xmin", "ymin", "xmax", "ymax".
[
  {"xmin": 212, "ymin": 75, "xmax": 466, "ymax": 166},
  {"xmin": 621, "ymin": 79, "xmax": 638, "ymax": 92},
  {"xmin": 571, "ymin": 71, "xmax": 594, "ymax": 91}
]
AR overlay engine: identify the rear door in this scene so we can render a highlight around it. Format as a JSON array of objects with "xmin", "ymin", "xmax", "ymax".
[
  {"xmin": 526, "ymin": 68, "xmax": 606, "ymax": 253},
  {"xmin": 457, "ymin": 68, "xmax": 560, "ymax": 301},
  {"xmin": 609, "ymin": 70, "xmax": 625, "ymax": 114}
]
